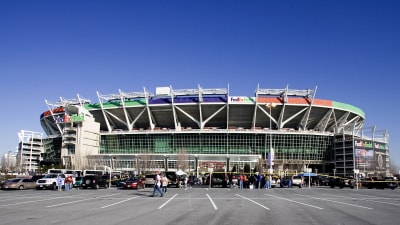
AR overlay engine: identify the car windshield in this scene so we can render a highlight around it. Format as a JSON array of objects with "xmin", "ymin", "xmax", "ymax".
[
  {"xmin": 43, "ymin": 174, "xmax": 60, "ymax": 178},
  {"xmin": 8, "ymin": 178, "xmax": 20, "ymax": 183}
]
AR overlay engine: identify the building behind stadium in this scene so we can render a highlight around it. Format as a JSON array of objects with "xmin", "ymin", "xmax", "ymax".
[{"xmin": 15, "ymin": 85, "xmax": 390, "ymax": 178}]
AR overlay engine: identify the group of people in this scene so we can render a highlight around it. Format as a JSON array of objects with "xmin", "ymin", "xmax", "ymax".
[
  {"xmin": 152, "ymin": 171, "xmax": 191, "ymax": 197},
  {"xmin": 232, "ymin": 173, "xmax": 275, "ymax": 189},
  {"xmin": 152, "ymin": 171, "xmax": 168, "ymax": 197},
  {"xmin": 56, "ymin": 174, "xmax": 74, "ymax": 191}
]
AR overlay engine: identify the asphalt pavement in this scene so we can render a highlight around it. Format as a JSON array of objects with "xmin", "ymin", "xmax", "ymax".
[{"xmin": 0, "ymin": 185, "xmax": 399, "ymax": 225}]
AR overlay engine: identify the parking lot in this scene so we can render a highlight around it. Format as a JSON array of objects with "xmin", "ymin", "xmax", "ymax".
[{"xmin": 1, "ymin": 186, "xmax": 399, "ymax": 225}]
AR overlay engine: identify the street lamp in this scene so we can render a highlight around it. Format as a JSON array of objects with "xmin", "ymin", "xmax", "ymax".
[
  {"xmin": 266, "ymin": 103, "xmax": 276, "ymax": 186},
  {"xmin": 354, "ymin": 169, "xmax": 359, "ymax": 190}
]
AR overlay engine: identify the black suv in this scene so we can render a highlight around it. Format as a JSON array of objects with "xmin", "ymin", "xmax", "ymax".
[
  {"xmin": 328, "ymin": 177, "xmax": 355, "ymax": 189},
  {"xmin": 81, "ymin": 175, "xmax": 110, "ymax": 189}
]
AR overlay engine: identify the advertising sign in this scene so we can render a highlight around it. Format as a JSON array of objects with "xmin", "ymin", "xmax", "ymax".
[{"xmin": 354, "ymin": 139, "xmax": 387, "ymax": 172}]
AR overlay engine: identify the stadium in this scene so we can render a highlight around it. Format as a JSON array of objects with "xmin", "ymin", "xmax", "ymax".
[{"xmin": 37, "ymin": 85, "xmax": 390, "ymax": 178}]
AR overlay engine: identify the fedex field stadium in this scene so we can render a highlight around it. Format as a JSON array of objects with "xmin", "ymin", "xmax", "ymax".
[{"xmin": 39, "ymin": 85, "xmax": 390, "ymax": 177}]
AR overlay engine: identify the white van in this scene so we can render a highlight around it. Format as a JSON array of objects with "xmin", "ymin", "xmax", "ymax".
[{"xmin": 292, "ymin": 175, "xmax": 304, "ymax": 188}]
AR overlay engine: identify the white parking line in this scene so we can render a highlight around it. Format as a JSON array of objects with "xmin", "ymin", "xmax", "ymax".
[
  {"xmin": 294, "ymin": 194, "xmax": 373, "ymax": 209},
  {"xmin": 159, "ymin": 194, "xmax": 178, "ymax": 209},
  {"xmin": 362, "ymin": 198, "xmax": 400, "ymax": 206},
  {"xmin": 236, "ymin": 194, "xmax": 270, "ymax": 210},
  {"xmin": 101, "ymin": 196, "xmax": 140, "ymax": 208},
  {"xmin": 265, "ymin": 194, "xmax": 323, "ymax": 210},
  {"xmin": 0, "ymin": 195, "xmax": 78, "ymax": 207},
  {"xmin": 46, "ymin": 193, "xmax": 120, "ymax": 208},
  {"xmin": 206, "ymin": 194, "xmax": 218, "ymax": 210}
]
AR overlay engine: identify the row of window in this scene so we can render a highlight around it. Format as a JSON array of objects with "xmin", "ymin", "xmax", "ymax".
[{"xmin": 99, "ymin": 133, "xmax": 332, "ymax": 161}]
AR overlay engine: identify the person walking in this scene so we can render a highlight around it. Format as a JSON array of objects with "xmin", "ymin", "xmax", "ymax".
[
  {"xmin": 184, "ymin": 176, "xmax": 188, "ymax": 190},
  {"xmin": 161, "ymin": 174, "xmax": 168, "ymax": 193},
  {"xmin": 239, "ymin": 174, "xmax": 244, "ymax": 189},
  {"xmin": 65, "ymin": 175, "xmax": 73, "ymax": 191},
  {"xmin": 265, "ymin": 174, "xmax": 271, "ymax": 189},
  {"xmin": 257, "ymin": 173, "xmax": 262, "ymax": 189},
  {"xmin": 57, "ymin": 174, "xmax": 63, "ymax": 191},
  {"xmin": 152, "ymin": 171, "xmax": 164, "ymax": 197}
]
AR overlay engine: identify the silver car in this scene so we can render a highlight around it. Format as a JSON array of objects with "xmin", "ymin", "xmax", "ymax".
[
  {"xmin": 1, "ymin": 178, "xmax": 36, "ymax": 190},
  {"xmin": 291, "ymin": 175, "xmax": 304, "ymax": 188}
]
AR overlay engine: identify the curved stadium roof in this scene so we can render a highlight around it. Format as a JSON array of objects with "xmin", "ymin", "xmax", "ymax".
[{"xmin": 40, "ymin": 86, "xmax": 365, "ymax": 136}]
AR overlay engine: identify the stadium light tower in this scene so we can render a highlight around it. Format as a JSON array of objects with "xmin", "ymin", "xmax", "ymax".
[{"xmin": 266, "ymin": 103, "xmax": 276, "ymax": 184}]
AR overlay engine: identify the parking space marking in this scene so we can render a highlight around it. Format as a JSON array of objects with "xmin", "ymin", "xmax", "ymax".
[
  {"xmin": 206, "ymin": 194, "xmax": 218, "ymax": 210},
  {"xmin": 159, "ymin": 194, "xmax": 178, "ymax": 209},
  {"xmin": 352, "ymin": 193, "xmax": 400, "ymax": 201},
  {"xmin": 46, "ymin": 193, "xmax": 121, "ymax": 208},
  {"xmin": 294, "ymin": 194, "xmax": 373, "ymax": 209},
  {"xmin": 0, "ymin": 192, "xmax": 46, "ymax": 201},
  {"xmin": 362, "ymin": 198, "xmax": 400, "ymax": 206},
  {"xmin": 343, "ymin": 194, "xmax": 400, "ymax": 206},
  {"xmin": 236, "ymin": 194, "xmax": 270, "ymax": 210},
  {"xmin": 0, "ymin": 196, "xmax": 72, "ymax": 207},
  {"xmin": 265, "ymin": 193, "xmax": 323, "ymax": 210},
  {"xmin": 101, "ymin": 196, "xmax": 140, "ymax": 208}
]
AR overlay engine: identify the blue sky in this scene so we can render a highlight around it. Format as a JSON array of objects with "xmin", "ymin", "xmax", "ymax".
[{"xmin": 1, "ymin": 1, "xmax": 399, "ymax": 167}]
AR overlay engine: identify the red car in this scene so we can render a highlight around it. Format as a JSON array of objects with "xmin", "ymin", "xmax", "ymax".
[{"xmin": 122, "ymin": 177, "xmax": 145, "ymax": 189}]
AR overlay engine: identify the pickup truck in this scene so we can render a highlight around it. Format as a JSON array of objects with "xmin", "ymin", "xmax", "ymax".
[{"xmin": 36, "ymin": 174, "xmax": 65, "ymax": 190}]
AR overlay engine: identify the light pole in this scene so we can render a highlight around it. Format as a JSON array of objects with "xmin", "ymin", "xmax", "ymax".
[
  {"xmin": 266, "ymin": 103, "xmax": 276, "ymax": 187},
  {"xmin": 354, "ymin": 169, "xmax": 359, "ymax": 190}
]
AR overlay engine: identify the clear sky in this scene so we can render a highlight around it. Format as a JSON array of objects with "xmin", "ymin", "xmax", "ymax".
[{"xmin": 1, "ymin": 1, "xmax": 399, "ymax": 167}]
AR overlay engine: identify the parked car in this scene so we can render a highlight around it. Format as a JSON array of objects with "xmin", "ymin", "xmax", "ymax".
[
  {"xmin": 328, "ymin": 177, "xmax": 355, "ymax": 189},
  {"xmin": 31, "ymin": 175, "xmax": 45, "ymax": 182},
  {"xmin": 280, "ymin": 176, "xmax": 292, "ymax": 188},
  {"xmin": 362, "ymin": 177, "xmax": 398, "ymax": 190},
  {"xmin": 291, "ymin": 175, "xmax": 304, "ymax": 188},
  {"xmin": 81, "ymin": 175, "xmax": 110, "ymax": 189},
  {"xmin": 1, "ymin": 178, "xmax": 36, "ymax": 190},
  {"xmin": 121, "ymin": 177, "xmax": 145, "ymax": 189},
  {"xmin": 36, "ymin": 174, "xmax": 65, "ymax": 190},
  {"xmin": 317, "ymin": 175, "xmax": 330, "ymax": 186},
  {"xmin": 205, "ymin": 173, "xmax": 228, "ymax": 188},
  {"xmin": 73, "ymin": 176, "xmax": 83, "ymax": 189},
  {"xmin": 144, "ymin": 174, "xmax": 155, "ymax": 187},
  {"xmin": 164, "ymin": 172, "xmax": 179, "ymax": 187}
]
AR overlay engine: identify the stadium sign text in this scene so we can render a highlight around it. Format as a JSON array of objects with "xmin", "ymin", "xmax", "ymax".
[
  {"xmin": 229, "ymin": 96, "xmax": 255, "ymax": 103},
  {"xmin": 55, "ymin": 114, "xmax": 85, "ymax": 124}
]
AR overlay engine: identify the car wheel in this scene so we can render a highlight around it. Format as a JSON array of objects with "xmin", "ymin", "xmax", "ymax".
[
  {"xmin": 95, "ymin": 184, "xmax": 100, "ymax": 189},
  {"xmin": 19, "ymin": 185, "xmax": 24, "ymax": 190}
]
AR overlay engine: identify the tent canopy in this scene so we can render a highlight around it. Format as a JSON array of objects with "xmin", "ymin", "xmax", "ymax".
[
  {"xmin": 175, "ymin": 169, "xmax": 187, "ymax": 176},
  {"xmin": 297, "ymin": 172, "xmax": 318, "ymax": 177}
]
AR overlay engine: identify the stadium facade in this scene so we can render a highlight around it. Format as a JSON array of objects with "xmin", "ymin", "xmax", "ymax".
[{"xmin": 37, "ymin": 85, "xmax": 390, "ymax": 178}]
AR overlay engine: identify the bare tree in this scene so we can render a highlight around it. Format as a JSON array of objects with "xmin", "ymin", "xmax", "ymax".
[
  {"xmin": 140, "ymin": 154, "xmax": 157, "ymax": 174},
  {"xmin": 0, "ymin": 155, "xmax": 6, "ymax": 173},
  {"xmin": 390, "ymin": 161, "xmax": 399, "ymax": 176},
  {"xmin": 176, "ymin": 148, "xmax": 189, "ymax": 172}
]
